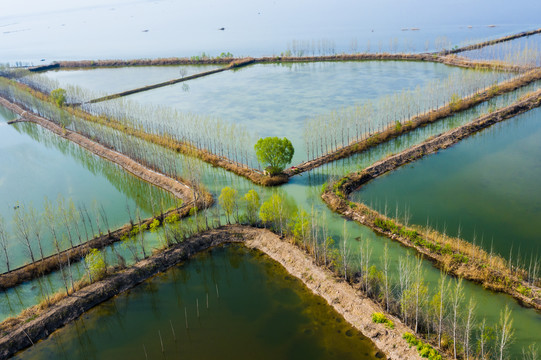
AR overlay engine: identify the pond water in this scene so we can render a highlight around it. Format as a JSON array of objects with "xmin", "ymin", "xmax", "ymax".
[
  {"xmin": 0, "ymin": 105, "xmax": 178, "ymax": 272},
  {"xmin": 67, "ymin": 78, "xmax": 541, "ymax": 356},
  {"xmin": 2, "ymin": 79, "xmax": 541, "ymax": 357},
  {"xmin": 352, "ymin": 106, "xmax": 541, "ymax": 261},
  {"xmin": 14, "ymin": 244, "xmax": 381, "ymax": 360},
  {"xmin": 29, "ymin": 64, "xmax": 223, "ymax": 101},
  {"xmin": 91, "ymin": 61, "xmax": 507, "ymax": 164},
  {"xmin": 2, "ymin": 0, "xmax": 541, "ymax": 65}
]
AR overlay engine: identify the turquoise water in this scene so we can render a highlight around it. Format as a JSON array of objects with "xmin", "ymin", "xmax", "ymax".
[
  {"xmin": 353, "ymin": 106, "xmax": 541, "ymax": 261},
  {"xmin": 3, "ymin": 80, "xmax": 541, "ymax": 357},
  {"xmin": 0, "ymin": 105, "xmax": 178, "ymax": 271},
  {"xmin": 2, "ymin": 1, "xmax": 540, "ymax": 65},
  {"xmin": 14, "ymin": 245, "xmax": 381, "ymax": 360}
]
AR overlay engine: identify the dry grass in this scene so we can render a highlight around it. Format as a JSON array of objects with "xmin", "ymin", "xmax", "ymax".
[
  {"xmin": 5, "ymin": 79, "xmax": 285, "ymax": 187},
  {"xmin": 290, "ymin": 68, "xmax": 541, "ymax": 175}
]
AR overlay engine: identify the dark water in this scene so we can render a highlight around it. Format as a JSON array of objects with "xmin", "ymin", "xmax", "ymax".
[
  {"xmin": 15, "ymin": 245, "xmax": 380, "ymax": 360},
  {"xmin": 353, "ymin": 107, "xmax": 541, "ymax": 260}
]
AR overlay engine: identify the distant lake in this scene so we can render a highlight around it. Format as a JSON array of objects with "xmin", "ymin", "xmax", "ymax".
[{"xmin": 2, "ymin": 0, "xmax": 541, "ymax": 65}]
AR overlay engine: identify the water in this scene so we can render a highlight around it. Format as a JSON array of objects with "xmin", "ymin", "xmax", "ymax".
[
  {"xmin": 92, "ymin": 61, "xmax": 506, "ymax": 164},
  {"xmin": 352, "ymin": 107, "xmax": 541, "ymax": 260},
  {"xmin": 14, "ymin": 244, "xmax": 381, "ymax": 360},
  {"xmin": 2, "ymin": 1, "xmax": 541, "ymax": 355},
  {"xmin": 71, "ymin": 78, "xmax": 541, "ymax": 356},
  {"xmin": 0, "ymin": 105, "xmax": 178, "ymax": 271},
  {"xmin": 3, "ymin": 70, "xmax": 540, "ymax": 358},
  {"xmin": 461, "ymin": 33, "xmax": 541, "ymax": 67},
  {"xmin": 30, "ymin": 64, "xmax": 222, "ymax": 100},
  {"xmin": 2, "ymin": 0, "xmax": 541, "ymax": 65}
]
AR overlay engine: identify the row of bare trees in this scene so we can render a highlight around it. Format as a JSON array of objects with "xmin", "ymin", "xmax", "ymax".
[
  {"xmin": 215, "ymin": 189, "xmax": 528, "ymax": 360},
  {"xmin": 461, "ymin": 36, "xmax": 541, "ymax": 68},
  {"xmin": 9, "ymin": 72, "xmax": 260, "ymax": 169},
  {"xmin": 303, "ymin": 69, "xmax": 513, "ymax": 160}
]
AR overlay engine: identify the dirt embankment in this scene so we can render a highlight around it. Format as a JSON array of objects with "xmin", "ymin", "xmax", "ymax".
[
  {"xmin": 441, "ymin": 28, "xmax": 541, "ymax": 55},
  {"xmin": 0, "ymin": 96, "xmax": 194, "ymax": 202},
  {"xmin": 0, "ymin": 226, "xmax": 257, "ymax": 360},
  {"xmin": 83, "ymin": 58, "xmax": 255, "ymax": 105},
  {"xmin": 49, "ymin": 53, "xmax": 526, "ymax": 72},
  {"xmin": 322, "ymin": 89, "xmax": 541, "ymax": 311},
  {"xmin": 1, "ymin": 225, "xmax": 423, "ymax": 360},
  {"xmin": 0, "ymin": 205, "xmax": 195, "ymax": 291},
  {"xmin": 1, "ymin": 80, "xmax": 287, "ymax": 187},
  {"xmin": 246, "ymin": 230, "xmax": 423, "ymax": 360},
  {"xmin": 285, "ymin": 68, "xmax": 541, "ymax": 176}
]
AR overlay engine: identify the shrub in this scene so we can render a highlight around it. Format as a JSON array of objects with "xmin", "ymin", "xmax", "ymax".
[
  {"xmin": 372, "ymin": 312, "xmax": 395, "ymax": 329},
  {"xmin": 165, "ymin": 213, "xmax": 180, "ymax": 223},
  {"xmin": 149, "ymin": 219, "xmax": 160, "ymax": 232},
  {"xmin": 403, "ymin": 332, "xmax": 442, "ymax": 360},
  {"xmin": 51, "ymin": 88, "xmax": 66, "ymax": 107},
  {"xmin": 517, "ymin": 284, "xmax": 532, "ymax": 297}
]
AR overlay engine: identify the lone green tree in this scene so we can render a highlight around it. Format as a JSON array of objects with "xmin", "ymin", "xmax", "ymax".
[
  {"xmin": 254, "ymin": 137, "xmax": 294, "ymax": 175},
  {"xmin": 51, "ymin": 88, "xmax": 66, "ymax": 107}
]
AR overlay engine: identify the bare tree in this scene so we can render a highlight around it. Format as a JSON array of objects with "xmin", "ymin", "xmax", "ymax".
[
  {"xmin": 522, "ymin": 343, "xmax": 539, "ymax": 360},
  {"xmin": 464, "ymin": 298, "xmax": 476, "ymax": 359},
  {"xmin": 497, "ymin": 305, "xmax": 514, "ymax": 360},
  {"xmin": 382, "ymin": 243, "xmax": 390, "ymax": 312},
  {"xmin": 12, "ymin": 203, "xmax": 36, "ymax": 264},
  {"xmin": 339, "ymin": 220, "xmax": 351, "ymax": 281},
  {"xmin": 0, "ymin": 216, "xmax": 10, "ymax": 272},
  {"xmin": 451, "ymin": 278, "xmax": 464, "ymax": 359}
]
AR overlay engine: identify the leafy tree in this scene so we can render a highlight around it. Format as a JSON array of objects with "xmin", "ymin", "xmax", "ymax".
[
  {"xmin": 243, "ymin": 190, "xmax": 260, "ymax": 225},
  {"xmin": 254, "ymin": 137, "xmax": 294, "ymax": 175},
  {"xmin": 85, "ymin": 248, "xmax": 106, "ymax": 281},
  {"xmin": 291, "ymin": 209, "xmax": 310, "ymax": 244},
  {"xmin": 51, "ymin": 88, "xmax": 66, "ymax": 107},
  {"xmin": 219, "ymin": 186, "xmax": 238, "ymax": 224},
  {"xmin": 259, "ymin": 193, "xmax": 296, "ymax": 235}
]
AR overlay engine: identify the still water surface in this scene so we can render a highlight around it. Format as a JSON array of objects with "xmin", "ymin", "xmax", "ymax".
[{"xmin": 15, "ymin": 245, "xmax": 381, "ymax": 360}]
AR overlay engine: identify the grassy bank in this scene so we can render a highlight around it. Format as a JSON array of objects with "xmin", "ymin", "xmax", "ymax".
[
  {"xmin": 45, "ymin": 53, "xmax": 527, "ymax": 72},
  {"xmin": 0, "ymin": 77, "xmax": 287, "ymax": 187},
  {"xmin": 287, "ymin": 68, "xmax": 541, "ymax": 176},
  {"xmin": 322, "ymin": 89, "xmax": 541, "ymax": 311}
]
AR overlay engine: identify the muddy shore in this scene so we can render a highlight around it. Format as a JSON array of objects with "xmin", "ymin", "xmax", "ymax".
[
  {"xmin": 1, "ymin": 226, "xmax": 424, "ymax": 360},
  {"xmin": 322, "ymin": 89, "xmax": 541, "ymax": 311},
  {"xmin": 0, "ymin": 96, "xmax": 194, "ymax": 202}
]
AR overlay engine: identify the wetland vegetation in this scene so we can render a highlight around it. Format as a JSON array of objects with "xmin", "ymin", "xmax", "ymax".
[{"xmin": 2, "ymin": 2, "xmax": 541, "ymax": 359}]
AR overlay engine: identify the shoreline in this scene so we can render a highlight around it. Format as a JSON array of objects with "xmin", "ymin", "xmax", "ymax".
[
  {"xmin": 1, "ymin": 225, "xmax": 424, "ymax": 360},
  {"xmin": 322, "ymin": 89, "xmax": 541, "ymax": 311},
  {"xmin": 285, "ymin": 68, "xmax": 541, "ymax": 177},
  {"xmin": 32, "ymin": 52, "xmax": 529, "ymax": 73}
]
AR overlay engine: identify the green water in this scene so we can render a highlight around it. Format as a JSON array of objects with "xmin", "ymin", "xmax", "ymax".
[
  {"xmin": 0, "ymin": 105, "xmax": 178, "ymax": 271},
  {"xmin": 70, "ymin": 78, "xmax": 541, "ymax": 356},
  {"xmin": 353, "ymin": 106, "xmax": 541, "ymax": 260},
  {"xmin": 14, "ymin": 245, "xmax": 381, "ymax": 360},
  {"xmin": 4, "ymin": 71, "xmax": 541, "ymax": 358}
]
